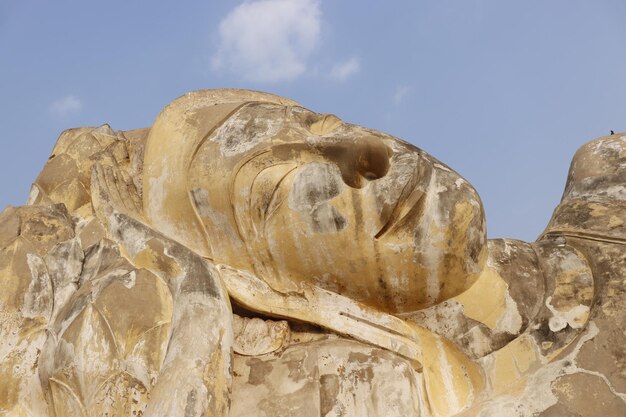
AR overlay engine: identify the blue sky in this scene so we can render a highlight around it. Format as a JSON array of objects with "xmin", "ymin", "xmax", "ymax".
[{"xmin": 1, "ymin": 0, "xmax": 625, "ymax": 241}]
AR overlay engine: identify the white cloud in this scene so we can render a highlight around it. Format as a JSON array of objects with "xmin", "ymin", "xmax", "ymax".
[
  {"xmin": 212, "ymin": 0, "xmax": 321, "ymax": 83},
  {"xmin": 330, "ymin": 57, "xmax": 360, "ymax": 81},
  {"xmin": 393, "ymin": 85, "xmax": 411, "ymax": 105},
  {"xmin": 49, "ymin": 95, "xmax": 82, "ymax": 116}
]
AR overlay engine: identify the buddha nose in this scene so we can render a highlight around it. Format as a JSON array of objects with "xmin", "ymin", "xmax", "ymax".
[{"xmin": 321, "ymin": 135, "xmax": 392, "ymax": 188}]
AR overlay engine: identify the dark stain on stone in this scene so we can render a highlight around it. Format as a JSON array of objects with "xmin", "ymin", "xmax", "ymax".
[
  {"xmin": 184, "ymin": 388, "xmax": 197, "ymax": 417},
  {"xmin": 350, "ymin": 189, "xmax": 364, "ymax": 240},
  {"xmin": 319, "ymin": 374, "xmax": 340, "ymax": 416},
  {"xmin": 346, "ymin": 352, "xmax": 375, "ymax": 383},
  {"xmin": 286, "ymin": 356, "xmax": 307, "ymax": 381},
  {"xmin": 348, "ymin": 352, "xmax": 370, "ymax": 364},
  {"xmin": 311, "ymin": 205, "xmax": 347, "ymax": 233},
  {"xmin": 291, "ymin": 163, "xmax": 342, "ymax": 209},
  {"xmin": 167, "ymin": 244, "xmax": 220, "ymax": 299},
  {"xmin": 537, "ymin": 402, "xmax": 581, "ymax": 417},
  {"xmin": 552, "ymin": 372, "xmax": 626, "ymax": 417},
  {"xmin": 490, "ymin": 239, "xmax": 544, "ymax": 329},
  {"xmin": 246, "ymin": 358, "xmax": 274, "ymax": 386},
  {"xmin": 378, "ymin": 275, "xmax": 388, "ymax": 291},
  {"xmin": 355, "ymin": 367, "xmax": 374, "ymax": 383},
  {"xmin": 533, "ymin": 320, "xmax": 558, "ymax": 343},
  {"xmin": 333, "ymin": 211, "xmax": 347, "ymax": 231}
]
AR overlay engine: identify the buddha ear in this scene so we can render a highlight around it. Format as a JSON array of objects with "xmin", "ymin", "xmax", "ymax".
[{"xmin": 143, "ymin": 89, "xmax": 301, "ymax": 259}]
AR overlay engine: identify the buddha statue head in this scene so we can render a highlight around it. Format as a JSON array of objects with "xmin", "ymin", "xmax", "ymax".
[{"xmin": 143, "ymin": 89, "xmax": 487, "ymax": 313}]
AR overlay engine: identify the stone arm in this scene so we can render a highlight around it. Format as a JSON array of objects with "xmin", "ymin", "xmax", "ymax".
[
  {"xmin": 217, "ymin": 264, "xmax": 486, "ymax": 417},
  {"xmin": 90, "ymin": 163, "xmax": 233, "ymax": 417}
]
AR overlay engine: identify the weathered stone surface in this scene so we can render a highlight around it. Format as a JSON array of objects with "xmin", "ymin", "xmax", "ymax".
[
  {"xmin": 0, "ymin": 89, "xmax": 624, "ymax": 416},
  {"xmin": 230, "ymin": 339, "xmax": 423, "ymax": 417}
]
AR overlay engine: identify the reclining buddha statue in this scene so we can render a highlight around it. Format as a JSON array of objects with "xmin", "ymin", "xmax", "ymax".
[{"xmin": 1, "ymin": 89, "xmax": 624, "ymax": 416}]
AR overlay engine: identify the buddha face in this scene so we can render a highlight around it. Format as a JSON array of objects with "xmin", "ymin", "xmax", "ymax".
[{"xmin": 189, "ymin": 102, "xmax": 486, "ymax": 313}]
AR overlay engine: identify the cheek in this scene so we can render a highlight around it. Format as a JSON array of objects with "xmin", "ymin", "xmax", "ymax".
[
  {"xmin": 286, "ymin": 163, "xmax": 349, "ymax": 234},
  {"xmin": 260, "ymin": 164, "xmax": 364, "ymax": 278},
  {"xmin": 282, "ymin": 162, "xmax": 387, "ymax": 237}
]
